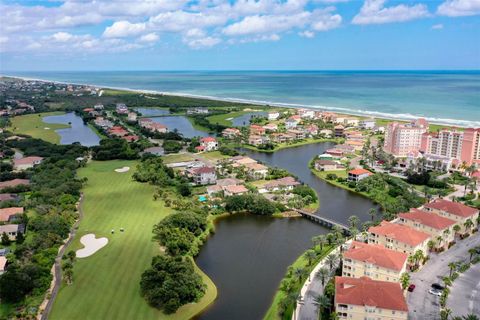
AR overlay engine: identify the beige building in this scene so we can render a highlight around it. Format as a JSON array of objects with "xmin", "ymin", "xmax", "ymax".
[
  {"xmin": 422, "ymin": 199, "xmax": 479, "ymax": 235},
  {"xmin": 342, "ymin": 241, "xmax": 408, "ymax": 283},
  {"xmin": 398, "ymin": 208, "xmax": 456, "ymax": 249},
  {"xmin": 13, "ymin": 156, "xmax": 43, "ymax": 171},
  {"xmin": 384, "ymin": 118, "xmax": 428, "ymax": 157},
  {"xmin": 368, "ymin": 221, "xmax": 431, "ymax": 256},
  {"xmin": 335, "ymin": 276, "xmax": 408, "ymax": 320}
]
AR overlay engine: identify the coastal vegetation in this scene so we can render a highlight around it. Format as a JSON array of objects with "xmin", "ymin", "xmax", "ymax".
[{"xmin": 9, "ymin": 112, "xmax": 70, "ymax": 144}]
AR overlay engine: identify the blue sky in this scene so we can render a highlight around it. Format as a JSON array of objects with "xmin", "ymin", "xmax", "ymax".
[{"xmin": 0, "ymin": 0, "xmax": 479, "ymax": 71}]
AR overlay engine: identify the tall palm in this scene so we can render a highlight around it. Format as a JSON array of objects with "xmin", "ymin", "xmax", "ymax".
[
  {"xmin": 314, "ymin": 294, "xmax": 331, "ymax": 317},
  {"xmin": 368, "ymin": 208, "xmax": 377, "ymax": 222},
  {"xmin": 304, "ymin": 249, "xmax": 317, "ymax": 266},
  {"xmin": 468, "ymin": 248, "xmax": 477, "ymax": 263},
  {"xmin": 453, "ymin": 224, "xmax": 461, "ymax": 235},
  {"xmin": 293, "ymin": 267, "xmax": 306, "ymax": 283},
  {"xmin": 462, "ymin": 314, "xmax": 480, "ymax": 320},
  {"xmin": 326, "ymin": 254, "xmax": 338, "ymax": 271},
  {"xmin": 312, "ymin": 235, "xmax": 326, "ymax": 250},
  {"xmin": 400, "ymin": 272, "xmax": 410, "ymax": 290},
  {"xmin": 464, "ymin": 219, "xmax": 474, "ymax": 234},
  {"xmin": 448, "ymin": 262, "xmax": 457, "ymax": 277},
  {"xmin": 316, "ymin": 268, "xmax": 330, "ymax": 286},
  {"xmin": 440, "ymin": 308, "xmax": 452, "ymax": 320}
]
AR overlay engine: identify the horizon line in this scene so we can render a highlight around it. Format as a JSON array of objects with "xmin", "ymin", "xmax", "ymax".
[{"xmin": 2, "ymin": 69, "xmax": 480, "ymax": 73}]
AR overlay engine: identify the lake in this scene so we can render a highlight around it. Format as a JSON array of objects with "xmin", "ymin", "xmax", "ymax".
[
  {"xmin": 149, "ymin": 116, "xmax": 210, "ymax": 138},
  {"xmin": 134, "ymin": 107, "xmax": 170, "ymax": 117},
  {"xmin": 195, "ymin": 142, "xmax": 378, "ymax": 320},
  {"xmin": 43, "ymin": 112, "xmax": 100, "ymax": 146},
  {"xmin": 231, "ymin": 111, "xmax": 268, "ymax": 127}
]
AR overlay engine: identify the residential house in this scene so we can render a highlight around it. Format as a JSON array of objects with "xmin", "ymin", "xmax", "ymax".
[
  {"xmin": 285, "ymin": 118, "xmax": 299, "ymax": 129},
  {"xmin": 319, "ymin": 129, "xmax": 333, "ymax": 138},
  {"xmin": 347, "ymin": 169, "xmax": 373, "ymax": 182},
  {"xmin": 0, "ymin": 256, "xmax": 6, "ymax": 275},
  {"xmin": 142, "ymin": 146, "xmax": 164, "ymax": 156},
  {"xmin": 342, "ymin": 241, "xmax": 408, "ymax": 283},
  {"xmin": 268, "ymin": 111, "xmax": 280, "ymax": 121},
  {"xmin": 245, "ymin": 163, "xmax": 268, "ymax": 180},
  {"xmin": 0, "ymin": 179, "xmax": 30, "ymax": 190},
  {"xmin": 222, "ymin": 128, "xmax": 241, "ymax": 139},
  {"xmin": 108, "ymin": 126, "xmax": 129, "ymax": 137},
  {"xmin": 216, "ymin": 178, "xmax": 244, "ymax": 186},
  {"xmin": 287, "ymin": 129, "xmax": 305, "ymax": 140},
  {"xmin": 94, "ymin": 104, "xmax": 104, "ymax": 110},
  {"xmin": 263, "ymin": 123, "xmax": 278, "ymax": 132},
  {"xmin": 305, "ymin": 124, "xmax": 318, "ymax": 136},
  {"xmin": 0, "ymin": 224, "xmax": 25, "ymax": 240},
  {"xmin": 223, "ymin": 185, "xmax": 249, "ymax": 197},
  {"xmin": 368, "ymin": 221, "xmax": 431, "ymax": 256},
  {"xmin": 94, "ymin": 117, "xmax": 113, "ymax": 129},
  {"xmin": 115, "ymin": 103, "xmax": 129, "ymax": 114},
  {"xmin": 422, "ymin": 199, "xmax": 479, "ymax": 235},
  {"xmin": 260, "ymin": 177, "xmax": 300, "ymax": 193},
  {"xmin": 344, "ymin": 117, "xmax": 360, "ymax": 127},
  {"xmin": 0, "ymin": 194, "xmax": 18, "ymax": 204},
  {"xmin": 13, "ymin": 156, "xmax": 43, "ymax": 171},
  {"xmin": 188, "ymin": 167, "xmax": 217, "ymax": 185},
  {"xmin": 398, "ymin": 208, "xmax": 456, "ymax": 249},
  {"xmin": 206, "ymin": 185, "xmax": 223, "ymax": 197},
  {"xmin": 233, "ymin": 156, "xmax": 258, "ymax": 166},
  {"xmin": 335, "ymin": 276, "xmax": 408, "ymax": 320},
  {"xmin": 334, "ymin": 125, "xmax": 345, "ymax": 138},
  {"xmin": 360, "ymin": 118, "xmax": 376, "ymax": 130},
  {"xmin": 250, "ymin": 124, "xmax": 266, "ymax": 135},
  {"xmin": 122, "ymin": 135, "xmax": 139, "ymax": 142},
  {"xmin": 0, "ymin": 207, "xmax": 24, "ymax": 223},
  {"xmin": 315, "ymin": 160, "xmax": 344, "ymax": 171},
  {"xmin": 345, "ymin": 140, "xmax": 365, "ymax": 151},
  {"xmin": 127, "ymin": 112, "xmax": 137, "ymax": 122},
  {"xmin": 187, "ymin": 107, "xmax": 209, "ymax": 115},
  {"xmin": 297, "ymin": 108, "xmax": 315, "ymax": 119},
  {"xmin": 248, "ymin": 135, "xmax": 264, "ymax": 146}
]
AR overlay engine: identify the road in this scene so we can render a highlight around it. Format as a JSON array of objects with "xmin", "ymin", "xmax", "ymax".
[
  {"xmin": 407, "ymin": 233, "xmax": 480, "ymax": 320},
  {"xmin": 447, "ymin": 262, "xmax": 480, "ymax": 317}
]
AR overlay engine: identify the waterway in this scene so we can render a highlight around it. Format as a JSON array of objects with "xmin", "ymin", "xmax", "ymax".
[
  {"xmin": 231, "ymin": 111, "xmax": 268, "ymax": 127},
  {"xmin": 149, "ymin": 116, "xmax": 209, "ymax": 138},
  {"xmin": 195, "ymin": 142, "xmax": 378, "ymax": 320},
  {"xmin": 43, "ymin": 112, "xmax": 100, "ymax": 146},
  {"xmin": 134, "ymin": 107, "xmax": 170, "ymax": 117}
]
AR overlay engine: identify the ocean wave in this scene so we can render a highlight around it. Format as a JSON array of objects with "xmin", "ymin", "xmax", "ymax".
[{"xmin": 3, "ymin": 74, "xmax": 479, "ymax": 128}]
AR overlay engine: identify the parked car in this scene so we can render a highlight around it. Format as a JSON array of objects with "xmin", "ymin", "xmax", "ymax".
[
  {"xmin": 429, "ymin": 288, "xmax": 442, "ymax": 296},
  {"xmin": 431, "ymin": 283, "xmax": 445, "ymax": 290},
  {"xmin": 408, "ymin": 284, "xmax": 416, "ymax": 292}
]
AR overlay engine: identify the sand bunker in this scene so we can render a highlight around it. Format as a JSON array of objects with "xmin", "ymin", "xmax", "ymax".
[
  {"xmin": 76, "ymin": 234, "xmax": 108, "ymax": 258},
  {"xmin": 44, "ymin": 127, "xmax": 51, "ymax": 130},
  {"xmin": 115, "ymin": 166, "xmax": 130, "ymax": 173}
]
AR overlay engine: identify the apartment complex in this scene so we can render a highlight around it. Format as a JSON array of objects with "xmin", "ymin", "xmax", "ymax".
[
  {"xmin": 368, "ymin": 221, "xmax": 430, "ymax": 256},
  {"xmin": 342, "ymin": 241, "xmax": 408, "ymax": 283},
  {"xmin": 335, "ymin": 276, "xmax": 408, "ymax": 320},
  {"xmin": 422, "ymin": 199, "xmax": 479, "ymax": 234},
  {"xmin": 384, "ymin": 119, "xmax": 428, "ymax": 157},
  {"xmin": 461, "ymin": 128, "xmax": 480, "ymax": 165}
]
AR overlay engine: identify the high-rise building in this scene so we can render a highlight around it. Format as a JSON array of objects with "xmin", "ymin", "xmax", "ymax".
[
  {"xmin": 461, "ymin": 128, "xmax": 480, "ymax": 165},
  {"xmin": 384, "ymin": 119, "xmax": 428, "ymax": 157}
]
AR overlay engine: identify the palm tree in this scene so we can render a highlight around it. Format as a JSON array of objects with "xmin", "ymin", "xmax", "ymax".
[
  {"xmin": 442, "ymin": 276, "xmax": 452, "ymax": 287},
  {"xmin": 316, "ymin": 268, "xmax": 330, "ymax": 286},
  {"xmin": 326, "ymin": 254, "xmax": 338, "ymax": 271},
  {"xmin": 348, "ymin": 215, "xmax": 360, "ymax": 231},
  {"xmin": 437, "ymin": 235, "xmax": 444, "ymax": 249},
  {"xmin": 304, "ymin": 249, "xmax": 317, "ymax": 266},
  {"xmin": 464, "ymin": 219, "xmax": 474, "ymax": 234},
  {"xmin": 414, "ymin": 250, "xmax": 425, "ymax": 266},
  {"xmin": 468, "ymin": 248, "xmax": 477, "ymax": 263},
  {"xmin": 440, "ymin": 308, "xmax": 452, "ymax": 320},
  {"xmin": 461, "ymin": 314, "xmax": 480, "ymax": 320},
  {"xmin": 453, "ymin": 224, "xmax": 461, "ymax": 235},
  {"xmin": 368, "ymin": 208, "xmax": 377, "ymax": 222},
  {"xmin": 314, "ymin": 294, "xmax": 331, "ymax": 317},
  {"xmin": 63, "ymin": 267, "xmax": 74, "ymax": 285},
  {"xmin": 448, "ymin": 262, "xmax": 457, "ymax": 277},
  {"xmin": 293, "ymin": 267, "xmax": 307, "ymax": 283},
  {"xmin": 400, "ymin": 272, "xmax": 410, "ymax": 290},
  {"xmin": 312, "ymin": 235, "xmax": 326, "ymax": 251},
  {"xmin": 427, "ymin": 240, "xmax": 436, "ymax": 252}
]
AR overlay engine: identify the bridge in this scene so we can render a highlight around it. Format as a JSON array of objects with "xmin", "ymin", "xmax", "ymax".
[{"xmin": 293, "ymin": 209, "xmax": 351, "ymax": 235}]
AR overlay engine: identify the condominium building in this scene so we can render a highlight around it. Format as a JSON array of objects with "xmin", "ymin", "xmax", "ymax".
[
  {"xmin": 368, "ymin": 221, "xmax": 431, "ymax": 256},
  {"xmin": 335, "ymin": 276, "xmax": 408, "ymax": 320},
  {"xmin": 342, "ymin": 241, "xmax": 408, "ymax": 283},
  {"xmin": 398, "ymin": 208, "xmax": 456, "ymax": 249},
  {"xmin": 461, "ymin": 128, "xmax": 480, "ymax": 165},
  {"xmin": 384, "ymin": 119, "xmax": 428, "ymax": 157},
  {"xmin": 422, "ymin": 199, "xmax": 479, "ymax": 234}
]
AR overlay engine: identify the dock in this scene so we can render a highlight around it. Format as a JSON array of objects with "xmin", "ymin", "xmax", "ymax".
[{"xmin": 293, "ymin": 209, "xmax": 350, "ymax": 234}]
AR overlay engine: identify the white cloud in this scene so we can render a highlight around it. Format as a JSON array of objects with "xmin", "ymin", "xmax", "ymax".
[
  {"xmin": 139, "ymin": 32, "xmax": 159, "ymax": 43},
  {"xmin": 183, "ymin": 36, "xmax": 221, "ymax": 49},
  {"xmin": 437, "ymin": 0, "xmax": 480, "ymax": 17},
  {"xmin": 352, "ymin": 0, "xmax": 430, "ymax": 25},
  {"xmin": 299, "ymin": 30, "xmax": 315, "ymax": 38},
  {"xmin": 103, "ymin": 21, "xmax": 146, "ymax": 38},
  {"xmin": 431, "ymin": 23, "xmax": 444, "ymax": 29},
  {"xmin": 311, "ymin": 9, "xmax": 342, "ymax": 31},
  {"xmin": 223, "ymin": 12, "xmax": 310, "ymax": 36},
  {"xmin": 52, "ymin": 32, "xmax": 74, "ymax": 42}
]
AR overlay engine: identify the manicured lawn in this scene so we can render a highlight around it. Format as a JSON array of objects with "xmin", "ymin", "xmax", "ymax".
[
  {"xmin": 49, "ymin": 160, "xmax": 216, "ymax": 320},
  {"xmin": 9, "ymin": 112, "xmax": 70, "ymax": 144},
  {"xmin": 242, "ymin": 138, "xmax": 341, "ymax": 153},
  {"xmin": 206, "ymin": 111, "xmax": 249, "ymax": 127},
  {"xmin": 199, "ymin": 151, "xmax": 230, "ymax": 161},
  {"xmin": 162, "ymin": 153, "xmax": 196, "ymax": 164}
]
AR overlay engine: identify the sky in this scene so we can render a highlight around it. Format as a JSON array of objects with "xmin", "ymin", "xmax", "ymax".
[{"xmin": 0, "ymin": 0, "xmax": 479, "ymax": 71}]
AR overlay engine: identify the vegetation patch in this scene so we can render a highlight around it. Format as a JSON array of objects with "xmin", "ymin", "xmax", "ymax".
[{"xmin": 9, "ymin": 112, "xmax": 70, "ymax": 144}]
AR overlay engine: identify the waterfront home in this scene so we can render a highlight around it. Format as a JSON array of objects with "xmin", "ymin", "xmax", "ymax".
[
  {"xmin": 199, "ymin": 137, "xmax": 218, "ymax": 151},
  {"xmin": 263, "ymin": 123, "xmax": 278, "ymax": 132},
  {"xmin": 248, "ymin": 135, "xmax": 264, "ymax": 146},
  {"xmin": 315, "ymin": 160, "xmax": 344, "ymax": 171},
  {"xmin": 223, "ymin": 185, "xmax": 249, "ymax": 197},
  {"xmin": 318, "ymin": 153, "xmax": 334, "ymax": 160},
  {"xmin": 398, "ymin": 208, "xmax": 456, "ymax": 250},
  {"xmin": 233, "ymin": 156, "xmax": 258, "ymax": 166},
  {"xmin": 13, "ymin": 156, "xmax": 43, "ymax": 171},
  {"xmin": 268, "ymin": 111, "xmax": 280, "ymax": 121},
  {"xmin": 0, "ymin": 256, "xmax": 6, "ymax": 275},
  {"xmin": 222, "ymin": 128, "xmax": 241, "ymax": 139},
  {"xmin": 207, "ymin": 185, "xmax": 223, "ymax": 197},
  {"xmin": 245, "ymin": 163, "xmax": 268, "ymax": 180},
  {"xmin": 335, "ymin": 276, "xmax": 408, "ymax": 320},
  {"xmin": 285, "ymin": 118, "xmax": 299, "ymax": 129},
  {"xmin": 250, "ymin": 124, "xmax": 266, "ymax": 135},
  {"xmin": 344, "ymin": 117, "xmax": 360, "ymax": 127},
  {"xmin": 139, "ymin": 119, "xmax": 168, "ymax": 133},
  {"xmin": 345, "ymin": 140, "xmax": 365, "ymax": 151},
  {"xmin": 305, "ymin": 124, "xmax": 319, "ymax": 136},
  {"xmin": 342, "ymin": 241, "xmax": 408, "ymax": 283},
  {"xmin": 422, "ymin": 199, "xmax": 479, "ymax": 235},
  {"xmin": 115, "ymin": 103, "xmax": 129, "ymax": 114},
  {"xmin": 0, "ymin": 224, "xmax": 25, "ymax": 240},
  {"xmin": 368, "ymin": 221, "xmax": 431, "ymax": 256},
  {"xmin": 187, "ymin": 166, "xmax": 217, "ymax": 185},
  {"xmin": 122, "ymin": 135, "xmax": 139, "ymax": 142},
  {"xmin": 187, "ymin": 107, "xmax": 209, "ymax": 115},
  {"xmin": 319, "ymin": 129, "xmax": 333, "ymax": 138},
  {"xmin": 347, "ymin": 169, "xmax": 373, "ymax": 182},
  {"xmin": 320, "ymin": 111, "xmax": 336, "ymax": 122},
  {"xmin": 127, "ymin": 112, "xmax": 137, "ymax": 122},
  {"xmin": 0, "ymin": 207, "xmax": 24, "ymax": 223},
  {"xmin": 0, "ymin": 179, "xmax": 30, "ymax": 190},
  {"xmin": 297, "ymin": 108, "xmax": 315, "ymax": 119},
  {"xmin": 334, "ymin": 125, "xmax": 345, "ymax": 138},
  {"xmin": 270, "ymin": 133, "xmax": 294, "ymax": 143},
  {"xmin": 108, "ymin": 126, "xmax": 129, "ymax": 137},
  {"xmin": 360, "ymin": 118, "xmax": 376, "ymax": 130},
  {"xmin": 0, "ymin": 193, "xmax": 18, "ymax": 204},
  {"xmin": 216, "ymin": 178, "xmax": 244, "ymax": 186},
  {"xmin": 260, "ymin": 176, "xmax": 300, "ymax": 193},
  {"xmin": 142, "ymin": 146, "xmax": 164, "ymax": 156},
  {"xmin": 287, "ymin": 129, "xmax": 306, "ymax": 140},
  {"xmin": 94, "ymin": 117, "xmax": 113, "ymax": 129}
]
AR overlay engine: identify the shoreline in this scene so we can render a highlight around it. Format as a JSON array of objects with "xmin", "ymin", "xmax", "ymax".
[{"xmin": 2, "ymin": 74, "xmax": 477, "ymax": 128}]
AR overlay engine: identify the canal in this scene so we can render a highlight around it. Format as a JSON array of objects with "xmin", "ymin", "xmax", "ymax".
[
  {"xmin": 195, "ymin": 142, "xmax": 378, "ymax": 320},
  {"xmin": 43, "ymin": 112, "xmax": 100, "ymax": 146}
]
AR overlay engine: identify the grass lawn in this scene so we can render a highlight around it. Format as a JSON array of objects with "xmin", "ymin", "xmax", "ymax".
[
  {"xmin": 162, "ymin": 153, "xmax": 196, "ymax": 164},
  {"xmin": 241, "ymin": 138, "xmax": 340, "ymax": 153},
  {"xmin": 199, "ymin": 151, "xmax": 230, "ymax": 161},
  {"xmin": 206, "ymin": 111, "xmax": 249, "ymax": 127},
  {"xmin": 9, "ymin": 112, "xmax": 70, "ymax": 144},
  {"xmin": 49, "ymin": 160, "xmax": 216, "ymax": 320}
]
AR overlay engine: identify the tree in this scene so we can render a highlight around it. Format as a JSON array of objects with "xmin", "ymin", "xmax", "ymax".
[
  {"xmin": 293, "ymin": 267, "xmax": 307, "ymax": 283},
  {"xmin": 15, "ymin": 232, "xmax": 24, "ymax": 244},
  {"xmin": 368, "ymin": 208, "xmax": 377, "ymax": 221},
  {"xmin": 440, "ymin": 308, "xmax": 452, "ymax": 320},
  {"xmin": 63, "ymin": 266, "xmax": 74, "ymax": 285},
  {"xmin": 1, "ymin": 232, "xmax": 10, "ymax": 246},
  {"xmin": 304, "ymin": 250, "xmax": 317, "ymax": 266},
  {"xmin": 468, "ymin": 248, "xmax": 477, "ymax": 263},
  {"xmin": 312, "ymin": 235, "xmax": 326, "ymax": 251},
  {"xmin": 326, "ymin": 254, "xmax": 338, "ymax": 271},
  {"xmin": 464, "ymin": 219, "xmax": 474, "ymax": 234},
  {"xmin": 66, "ymin": 250, "xmax": 76, "ymax": 263},
  {"xmin": 348, "ymin": 215, "xmax": 360, "ymax": 231},
  {"xmin": 453, "ymin": 224, "xmax": 461, "ymax": 235},
  {"xmin": 427, "ymin": 240, "xmax": 436, "ymax": 252},
  {"xmin": 448, "ymin": 262, "xmax": 457, "ymax": 277},
  {"xmin": 316, "ymin": 268, "xmax": 329, "ymax": 286},
  {"xmin": 314, "ymin": 294, "xmax": 331, "ymax": 317},
  {"xmin": 400, "ymin": 272, "xmax": 410, "ymax": 290}
]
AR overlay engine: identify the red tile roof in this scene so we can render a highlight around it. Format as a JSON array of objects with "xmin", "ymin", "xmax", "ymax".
[
  {"xmin": 223, "ymin": 185, "xmax": 248, "ymax": 194},
  {"xmin": 200, "ymin": 137, "xmax": 217, "ymax": 143},
  {"xmin": 192, "ymin": 167, "xmax": 215, "ymax": 174},
  {"xmin": 369, "ymin": 221, "xmax": 430, "ymax": 246},
  {"xmin": 0, "ymin": 207, "xmax": 24, "ymax": 222},
  {"xmin": 399, "ymin": 208, "xmax": 456, "ymax": 230},
  {"xmin": 348, "ymin": 168, "xmax": 372, "ymax": 176},
  {"xmin": 335, "ymin": 276, "xmax": 408, "ymax": 311},
  {"xmin": 14, "ymin": 156, "xmax": 43, "ymax": 165},
  {"xmin": 423, "ymin": 199, "xmax": 478, "ymax": 218},
  {"xmin": 0, "ymin": 179, "xmax": 30, "ymax": 189},
  {"xmin": 344, "ymin": 241, "xmax": 408, "ymax": 272}
]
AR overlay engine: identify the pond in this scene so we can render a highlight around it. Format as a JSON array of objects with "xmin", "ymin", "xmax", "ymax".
[
  {"xmin": 43, "ymin": 112, "xmax": 100, "ymax": 146},
  {"xmin": 231, "ymin": 111, "xmax": 268, "ymax": 127},
  {"xmin": 195, "ymin": 142, "xmax": 379, "ymax": 320},
  {"xmin": 134, "ymin": 107, "xmax": 170, "ymax": 117},
  {"xmin": 149, "ymin": 116, "xmax": 210, "ymax": 138}
]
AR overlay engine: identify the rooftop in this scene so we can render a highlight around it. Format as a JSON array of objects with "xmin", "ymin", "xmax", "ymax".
[
  {"xmin": 348, "ymin": 168, "xmax": 372, "ymax": 176},
  {"xmin": 0, "ymin": 179, "xmax": 30, "ymax": 189},
  {"xmin": 369, "ymin": 221, "xmax": 430, "ymax": 246},
  {"xmin": 335, "ymin": 276, "xmax": 408, "ymax": 311},
  {"xmin": 223, "ymin": 185, "xmax": 249, "ymax": 194},
  {"xmin": 423, "ymin": 199, "xmax": 478, "ymax": 218},
  {"xmin": 399, "ymin": 208, "xmax": 456, "ymax": 230},
  {"xmin": 344, "ymin": 241, "xmax": 408, "ymax": 271},
  {"xmin": 14, "ymin": 156, "xmax": 43, "ymax": 165},
  {"xmin": 0, "ymin": 207, "xmax": 24, "ymax": 222}
]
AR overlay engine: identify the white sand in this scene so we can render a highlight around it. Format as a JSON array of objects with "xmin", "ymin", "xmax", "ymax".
[
  {"xmin": 44, "ymin": 127, "xmax": 50, "ymax": 130},
  {"xmin": 115, "ymin": 166, "xmax": 130, "ymax": 173},
  {"xmin": 76, "ymin": 234, "xmax": 108, "ymax": 258}
]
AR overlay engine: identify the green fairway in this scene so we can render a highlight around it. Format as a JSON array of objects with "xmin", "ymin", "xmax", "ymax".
[
  {"xmin": 9, "ymin": 112, "xmax": 70, "ymax": 144},
  {"xmin": 49, "ymin": 160, "xmax": 216, "ymax": 320}
]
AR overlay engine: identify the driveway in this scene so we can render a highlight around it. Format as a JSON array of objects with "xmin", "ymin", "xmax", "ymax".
[
  {"xmin": 447, "ymin": 263, "xmax": 480, "ymax": 317},
  {"xmin": 407, "ymin": 233, "xmax": 480, "ymax": 320}
]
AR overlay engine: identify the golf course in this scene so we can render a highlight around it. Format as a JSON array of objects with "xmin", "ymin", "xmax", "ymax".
[
  {"xmin": 49, "ymin": 160, "xmax": 216, "ymax": 320},
  {"xmin": 9, "ymin": 112, "xmax": 69, "ymax": 144}
]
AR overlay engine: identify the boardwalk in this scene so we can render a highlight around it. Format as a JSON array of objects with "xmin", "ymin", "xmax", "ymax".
[{"xmin": 293, "ymin": 209, "xmax": 350, "ymax": 234}]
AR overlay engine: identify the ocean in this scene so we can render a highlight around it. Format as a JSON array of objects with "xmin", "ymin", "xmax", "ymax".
[{"xmin": 3, "ymin": 70, "xmax": 479, "ymax": 127}]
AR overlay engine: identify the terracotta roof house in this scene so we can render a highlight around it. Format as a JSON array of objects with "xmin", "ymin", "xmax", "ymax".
[
  {"xmin": 368, "ymin": 221, "xmax": 431, "ymax": 255},
  {"xmin": 206, "ymin": 185, "xmax": 223, "ymax": 197},
  {"xmin": 0, "ymin": 224, "xmax": 25, "ymax": 240},
  {"xmin": 0, "ymin": 193, "xmax": 19, "ymax": 203},
  {"xmin": 222, "ymin": 185, "xmax": 249, "ymax": 197},
  {"xmin": 342, "ymin": 241, "xmax": 408, "ymax": 282},
  {"xmin": 315, "ymin": 160, "xmax": 344, "ymax": 171},
  {"xmin": 0, "ymin": 256, "xmax": 6, "ymax": 275},
  {"xmin": 422, "ymin": 199, "xmax": 479, "ymax": 234},
  {"xmin": 13, "ymin": 156, "xmax": 43, "ymax": 171},
  {"xmin": 199, "ymin": 137, "xmax": 218, "ymax": 151},
  {"xmin": 335, "ymin": 276, "xmax": 408, "ymax": 320},
  {"xmin": 250, "ymin": 124, "xmax": 266, "ymax": 135},
  {"xmin": 222, "ymin": 128, "xmax": 241, "ymax": 139},
  {"xmin": 188, "ymin": 166, "xmax": 217, "ymax": 185},
  {"xmin": 122, "ymin": 135, "xmax": 139, "ymax": 142},
  {"xmin": 216, "ymin": 178, "xmax": 243, "ymax": 187},
  {"xmin": 0, "ymin": 207, "xmax": 24, "ymax": 222},
  {"xmin": 347, "ymin": 168, "xmax": 373, "ymax": 182},
  {"xmin": 262, "ymin": 177, "xmax": 300, "ymax": 193},
  {"xmin": 245, "ymin": 163, "xmax": 268, "ymax": 179},
  {"xmin": 234, "ymin": 157, "xmax": 258, "ymax": 166},
  {"xmin": 0, "ymin": 179, "xmax": 30, "ymax": 190}
]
